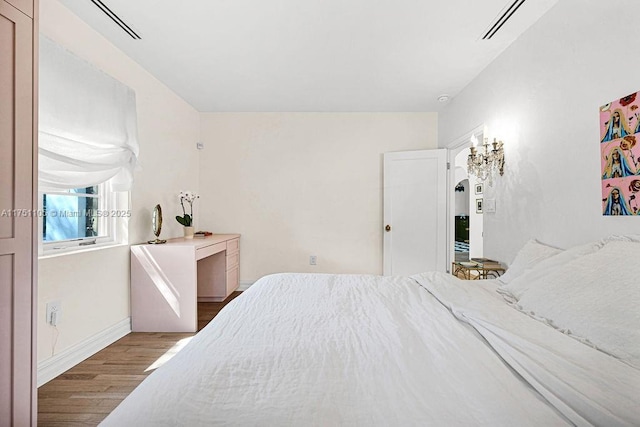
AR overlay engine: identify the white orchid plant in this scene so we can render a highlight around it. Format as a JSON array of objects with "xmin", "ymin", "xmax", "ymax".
[{"xmin": 176, "ymin": 190, "xmax": 199, "ymax": 227}]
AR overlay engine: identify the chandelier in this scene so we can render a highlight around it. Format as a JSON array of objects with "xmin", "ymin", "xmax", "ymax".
[{"xmin": 467, "ymin": 138, "xmax": 505, "ymax": 186}]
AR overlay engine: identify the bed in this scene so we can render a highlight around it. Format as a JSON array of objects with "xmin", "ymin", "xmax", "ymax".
[{"xmin": 101, "ymin": 236, "xmax": 640, "ymax": 426}]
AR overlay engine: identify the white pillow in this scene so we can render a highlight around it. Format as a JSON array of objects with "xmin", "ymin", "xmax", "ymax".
[
  {"xmin": 498, "ymin": 240, "xmax": 603, "ymax": 301},
  {"xmin": 602, "ymin": 234, "xmax": 640, "ymax": 243},
  {"xmin": 497, "ymin": 239, "xmax": 562, "ymax": 285},
  {"xmin": 516, "ymin": 240, "xmax": 640, "ymax": 368}
]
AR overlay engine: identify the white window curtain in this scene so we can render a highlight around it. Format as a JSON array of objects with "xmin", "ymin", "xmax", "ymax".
[{"xmin": 39, "ymin": 35, "xmax": 139, "ymax": 192}]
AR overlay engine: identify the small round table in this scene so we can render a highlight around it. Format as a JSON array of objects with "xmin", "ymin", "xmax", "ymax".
[{"xmin": 452, "ymin": 261, "xmax": 505, "ymax": 280}]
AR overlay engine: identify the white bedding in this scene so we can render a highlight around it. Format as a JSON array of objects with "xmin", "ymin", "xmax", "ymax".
[
  {"xmin": 413, "ymin": 272, "xmax": 640, "ymax": 427},
  {"xmin": 101, "ymin": 272, "xmax": 639, "ymax": 426}
]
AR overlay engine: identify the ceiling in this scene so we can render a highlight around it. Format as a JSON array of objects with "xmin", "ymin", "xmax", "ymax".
[{"xmin": 59, "ymin": 0, "xmax": 559, "ymax": 112}]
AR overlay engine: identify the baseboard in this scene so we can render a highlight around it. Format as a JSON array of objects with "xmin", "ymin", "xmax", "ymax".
[
  {"xmin": 238, "ymin": 280, "xmax": 254, "ymax": 291},
  {"xmin": 37, "ymin": 317, "xmax": 131, "ymax": 387}
]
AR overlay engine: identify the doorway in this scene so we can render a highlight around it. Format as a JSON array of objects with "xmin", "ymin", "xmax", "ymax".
[
  {"xmin": 447, "ymin": 127, "xmax": 485, "ymax": 271},
  {"xmin": 453, "ymin": 178, "xmax": 470, "ymax": 261}
]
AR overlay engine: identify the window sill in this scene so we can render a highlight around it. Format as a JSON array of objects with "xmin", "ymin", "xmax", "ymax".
[{"xmin": 39, "ymin": 241, "xmax": 128, "ymax": 260}]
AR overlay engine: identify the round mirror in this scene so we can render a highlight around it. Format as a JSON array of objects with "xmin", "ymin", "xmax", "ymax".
[
  {"xmin": 148, "ymin": 204, "xmax": 167, "ymax": 244},
  {"xmin": 152, "ymin": 204, "xmax": 163, "ymax": 237}
]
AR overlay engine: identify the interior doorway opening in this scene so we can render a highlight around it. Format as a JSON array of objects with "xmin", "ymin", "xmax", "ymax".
[
  {"xmin": 446, "ymin": 126, "xmax": 485, "ymax": 271},
  {"xmin": 454, "ymin": 178, "xmax": 470, "ymax": 262}
]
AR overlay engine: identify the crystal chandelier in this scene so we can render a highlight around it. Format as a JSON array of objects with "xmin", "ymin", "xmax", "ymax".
[{"xmin": 467, "ymin": 138, "xmax": 505, "ymax": 186}]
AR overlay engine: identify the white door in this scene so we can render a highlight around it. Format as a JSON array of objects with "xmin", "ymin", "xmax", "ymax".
[{"xmin": 383, "ymin": 149, "xmax": 447, "ymax": 276}]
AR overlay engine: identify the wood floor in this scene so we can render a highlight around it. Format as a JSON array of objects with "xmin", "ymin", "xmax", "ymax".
[{"xmin": 37, "ymin": 292, "xmax": 242, "ymax": 427}]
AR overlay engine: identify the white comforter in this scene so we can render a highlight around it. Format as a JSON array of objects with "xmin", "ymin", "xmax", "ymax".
[
  {"xmin": 413, "ymin": 272, "xmax": 640, "ymax": 427},
  {"xmin": 101, "ymin": 273, "xmax": 636, "ymax": 426}
]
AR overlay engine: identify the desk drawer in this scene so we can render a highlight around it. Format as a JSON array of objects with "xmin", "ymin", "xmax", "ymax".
[
  {"xmin": 226, "ymin": 266, "xmax": 239, "ymax": 294},
  {"xmin": 196, "ymin": 242, "xmax": 225, "ymax": 261},
  {"xmin": 226, "ymin": 238, "xmax": 239, "ymax": 254},
  {"xmin": 226, "ymin": 252, "xmax": 239, "ymax": 270}
]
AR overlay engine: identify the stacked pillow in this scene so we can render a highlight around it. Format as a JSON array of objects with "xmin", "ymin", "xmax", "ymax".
[
  {"xmin": 497, "ymin": 239, "xmax": 562, "ymax": 290},
  {"xmin": 498, "ymin": 236, "xmax": 640, "ymax": 369},
  {"xmin": 497, "ymin": 239, "xmax": 602, "ymax": 301}
]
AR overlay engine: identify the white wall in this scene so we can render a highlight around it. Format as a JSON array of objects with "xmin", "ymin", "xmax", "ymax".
[
  {"xmin": 199, "ymin": 113, "xmax": 437, "ymax": 281},
  {"xmin": 454, "ymin": 178, "xmax": 469, "ymax": 216},
  {"xmin": 38, "ymin": 0, "xmax": 200, "ymax": 364},
  {"xmin": 439, "ymin": 0, "xmax": 640, "ymax": 265}
]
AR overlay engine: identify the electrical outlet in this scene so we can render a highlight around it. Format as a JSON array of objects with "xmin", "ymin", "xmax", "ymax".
[
  {"xmin": 46, "ymin": 300, "xmax": 62, "ymax": 326},
  {"xmin": 309, "ymin": 255, "xmax": 317, "ymax": 265}
]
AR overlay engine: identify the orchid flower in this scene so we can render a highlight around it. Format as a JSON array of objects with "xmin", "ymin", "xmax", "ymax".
[{"xmin": 176, "ymin": 190, "xmax": 199, "ymax": 227}]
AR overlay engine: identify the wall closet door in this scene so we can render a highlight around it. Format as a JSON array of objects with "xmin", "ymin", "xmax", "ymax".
[{"xmin": 0, "ymin": 0, "xmax": 37, "ymax": 424}]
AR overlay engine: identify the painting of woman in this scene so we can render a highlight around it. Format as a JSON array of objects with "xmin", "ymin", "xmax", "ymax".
[
  {"xmin": 602, "ymin": 146, "xmax": 636, "ymax": 178},
  {"xmin": 603, "ymin": 187, "xmax": 633, "ymax": 215},
  {"xmin": 601, "ymin": 109, "xmax": 631, "ymax": 142}
]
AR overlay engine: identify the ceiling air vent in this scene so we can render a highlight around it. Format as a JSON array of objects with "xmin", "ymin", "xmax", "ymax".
[
  {"xmin": 90, "ymin": 0, "xmax": 142, "ymax": 40},
  {"xmin": 481, "ymin": 0, "xmax": 526, "ymax": 40}
]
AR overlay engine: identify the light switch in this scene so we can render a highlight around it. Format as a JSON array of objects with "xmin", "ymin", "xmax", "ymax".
[{"xmin": 485, "ymin": 199, "xmax": 496, "ymax": 213}]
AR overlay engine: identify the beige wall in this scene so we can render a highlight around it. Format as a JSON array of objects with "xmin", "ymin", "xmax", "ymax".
[
  {"xmin": 37, "ymin": 0, "xmax": 200, "ymax": 363},
  {"xmin": 199, "ymin": 113, "xmax": 437, "ymax": 282}
]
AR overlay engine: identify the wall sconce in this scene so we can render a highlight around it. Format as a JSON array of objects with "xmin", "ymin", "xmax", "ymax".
[{"xmin": 467, "ymin": 138, "xmax": 505, "ymax": 186}]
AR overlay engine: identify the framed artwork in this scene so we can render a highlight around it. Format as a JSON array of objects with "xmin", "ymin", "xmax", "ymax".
[
  {"xmin": 476, "ymin": 198, "xmax": 483, "ymax": 214},
  {"xmin": 600, "ymin": 90, "xmax": 640, "ymax": 215},
  {"xmin": 475, "ymin": 183, "xmax": 483, "ymax": 195}
]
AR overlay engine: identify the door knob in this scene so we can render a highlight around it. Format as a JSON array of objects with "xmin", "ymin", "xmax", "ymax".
[{"xmin": 385, "ymin": 224, "xmax": 391, "ymax": 232}]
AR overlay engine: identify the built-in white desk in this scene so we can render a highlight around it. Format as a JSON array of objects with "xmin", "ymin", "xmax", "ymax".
[{"xmin": 130, "ymin": 234, "xmax": 240, "ymax": 332}]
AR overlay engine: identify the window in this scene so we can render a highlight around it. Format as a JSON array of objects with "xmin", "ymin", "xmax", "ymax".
[
  {"xmin": 41, "ymin": 183, "xmax": 118, "ymax": 251},
  {"xmin": 38, "ymin": 36, "xmax": 138, "ymax": 255}
]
